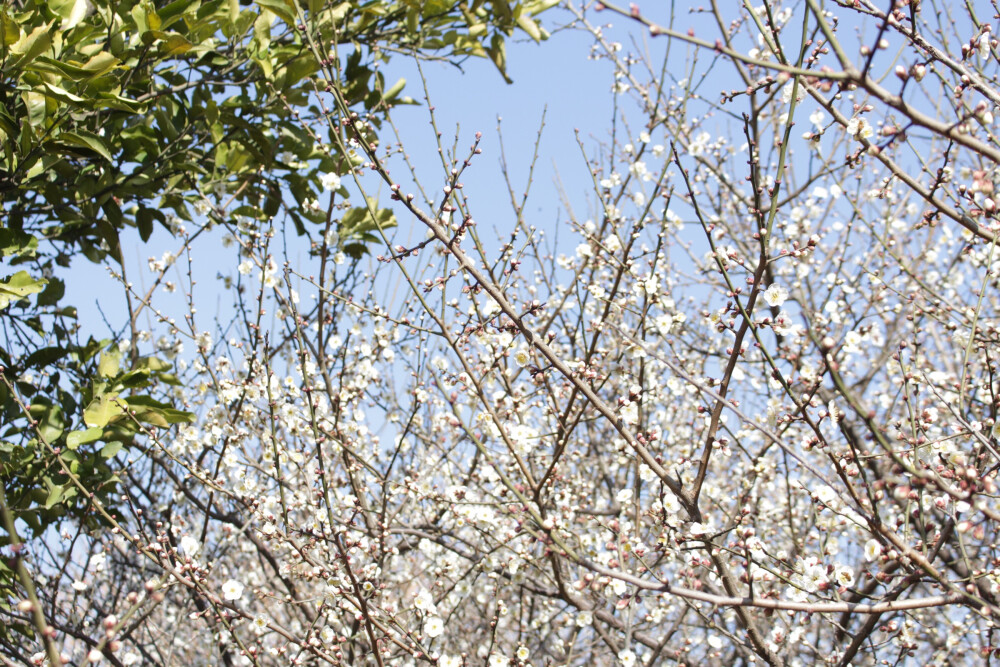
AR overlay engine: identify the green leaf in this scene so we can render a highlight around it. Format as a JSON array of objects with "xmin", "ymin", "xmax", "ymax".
[
  {"xmin": 66, "ymin": 427, "xmax": 103, "ymax": 450},
  {"xmin": 44, "ymin": 483, "xmax": 64, "ymax": 510},
  {"xmin": 0, "ymin": 229, "xmax": 38, "ymax": 259},
  {"xmin": 99, "ymin": 441, "xmax": 123, "ymax": 458},
  {"xmin": 56, "ymin": 130, "xmax": 113, "ymax": 162},
  {"xmin": 22, "ymin": 90, "xmax": 46, "ymax": 127},
  {"xmin": 136, "ymin": 356, "xmax": 173, "ymax": 372},
  {"xmin": 81, "ymin": 51, "xmax": 120, "ymax": 76},
  {"xmin": 5, "ymin": 22, "xmax": 52, "ymax": 72},
  {"xmin": 136, "ymin": 207, "xmax": 160, "ymax": 241},
  {"xmin": 516, "ymin": 14, "xmax": 541, "ymax": 42},
  {"xmin": 341, "ymin": 199, "xmax": 398, "ymax": 235},
  {"xmin": 96, "ymin": 218, "xmax": 123, "ymax": 265},
  {"xmin": 125, "ymin": 395, "xmax": 196, "ymax": 425},
  {"xmin": 97, "ymin": 347, "xmax": 121, "ymax": 378},
  {"xmin": 83, "ymin": 393, "xmax": 125, "ymax": 428},
  {"xmin": 487, "ymin": 33, "xmax": 511, "ymax": 83},
  {"xmin": 23, "ymin": 346, "xmax": 69, "ymax": 369},
  {"xmin": 39, "ymin": 81, "xmax": 87, "ymax": 105},
  {"xmin": 28, "ymin": 401, "xmax": 65, "ymax": 444},
  {"xmin": 0, "ymin": 271, "xmax": 47, "ymax": 310},
  {"xmin": 37, "ymin": 278, "xmax": 65, "ymax": 307},
  {"xmin": 383, "ymin": 77, "xmax": 406, "ymax": 101},
  {"xmin": 95, "ymin": 92, "xmax": 146, "ymax": 113},
  {"xmin": 0, "ymin": 9, "xmax": 18, "ymax": 48},
  {"xmin": 255, "ymin": 0, "xmax": 297, "ymax": 26},
  {"xmin": 158, "ymin": 0, "xmax": 201, "ymax": 26}
]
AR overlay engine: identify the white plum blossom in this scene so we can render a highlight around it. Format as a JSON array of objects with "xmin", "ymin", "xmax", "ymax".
[
  {"xmin": 834, "ymin": 565, "xmax": 856, "ymax": 588},
  {"xmin": 180, "ymin": 536, "xmax": 201, "ymax": 556},
  {"xmin": 781, "ymin": 80, "xmax": 805, "ymax": 104},
  {"xmin": 846, "ymin": 116, "xmax": 874, "ymax": 139},
  {"xmin": 320, "ymin": 171, "xmax": 342, "ymax": 191},
  {"xmin": 865, "ymin": 539, "xmax": 883, "ymax": 562},
  {"xmin": 221, "ymin": 579, "xmax": 244, "ymax": 601},
  {"xmin": 763, "ymin": 283, "xmax": 789, "ymax": 308},
  {"xmin": 424, "ymin": 616, "xmax": 444, "ymax": 638}
]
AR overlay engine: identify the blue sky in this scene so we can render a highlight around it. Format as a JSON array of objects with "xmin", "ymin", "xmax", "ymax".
[{"xmin": 66, "ymin": 6, "xmax": 669, "ymax": 346}]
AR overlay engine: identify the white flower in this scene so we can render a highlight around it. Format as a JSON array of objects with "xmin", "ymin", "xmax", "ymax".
[
  {"xmin": 599, "ymin": 172, "xmax": 621, "ymax": 189},
  {"xmin": 576, "ymin": 610, "xmax": 594, "ymax": 626},
  {"xmin": 864, "ymin": 538, "xmax": 882, "ymax": 562},
  {"xmin": 320, "ymin": 172, "xmax": 342, "ymax": 191},
  {"xmin": 488, "ymin": 655, "xmax": 509, "ymax": 667},
  {"xmin": 689, "ymin": 522, "xmax": 710, "ymax": 536},
  {"xmin": 516, "ymin": 646, "xmax": 530, "ymax": 660},
  {"xmin": 842, "ymin": 331, "xmax": 863, "ymax": 354},
  {"xmin": 619, "ymin": 402, "xmax": 639, "ymax": 425},
  {"xmin": 689, "ymin": 131, "xmax": 711, "ymax": 156},
  {"xmin": 781, "ymin": 80, "xmax": 805, "ymax": 104},
  {"xmin": 979, "ymin": 33, "xmax": 992, "ymax": 59},
  {"xmin": 809, "ymin": 108, "xmax": 826, "ymax": 129},
  {"xmin": 180, "ymin": 536, "xmax": 201, "ymax": 556},
  {"xmin": 90, "ymin": 552, "xmax": 106, "ymax": 572},
  {"xmin": 661, "ymin": 492, "xmax": 681, "ymax": 515},
  {"xmin": 763, "ymin": 283, "xmax": 788, "ymax": 308},
  {"xmin": 707, "ymin": 634, "xmax": 724, "ymax": 649},
  {"xmin": 221, "ymin": 579, "xmax": 244, "ymax": 601},
  {"xmin": 252, "ymin": 613, "xmax": 269, "ymax": 634},
  {"xmin": 440, "ymin": 657, "xmax": 462, "ymax": 667},
  {"xmin": 813, "ymin": 484, "xmax": 838, "ymax": 507},
  {"xmin": 834, "ymin": 565, "xmax": 855, "ymax": 588},
  {"xmin": 846, "ymin": 116, "xmax": 874, "ymax": 139},
  {"xmin": 414, "ymin": 589, "xmax": 437, "ymax": 613},
  {"xmin": 618, "ymin": 649, "xmax": 636, "ymax": 667},
  {"xmin": 424, "ymin": 616, "xmax": 444, "ymax": 638},
  {"xmin": 772, "ymin": 311, "xmax": 797, "ymax": 337},
  {"xmin": 513, "ymin": 348, "xmax": 531, "ymax": 367}
]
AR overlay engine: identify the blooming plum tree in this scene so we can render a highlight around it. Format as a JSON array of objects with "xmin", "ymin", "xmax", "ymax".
[{"xmin": 5, "ymin": 1, "xmax": 1000, "ymax": 666}]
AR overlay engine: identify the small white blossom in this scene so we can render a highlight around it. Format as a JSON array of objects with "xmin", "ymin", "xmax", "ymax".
[
  {"xmin": 320, "ymin": 172, "xmax": 342, "ymax": 191},
  {"xmin": 424, "ymin": 616, "xmax": 444, "ymax": 638},
  {"xmin": 846, "ymin": 116, "xmax": 874, "ymax": 139},
  {"xmin": 834, "ymin": 565, "xmax": 855, "ymax": 588},
  {"xmin": 763, "ymin": 284, "xmax": 789, "ymax": 308},
  {"xmin": 180, "ymin": 536, "xmax": 201, "ymax": 556},
  {"xmin": 221, "ymin": 579, "xmax": 244, "ymax": 601}
]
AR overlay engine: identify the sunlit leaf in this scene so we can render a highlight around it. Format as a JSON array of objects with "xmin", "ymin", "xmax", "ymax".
[{"xmin": 0, "ymin": 271, "xmax": 47, "ymax": 310}]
